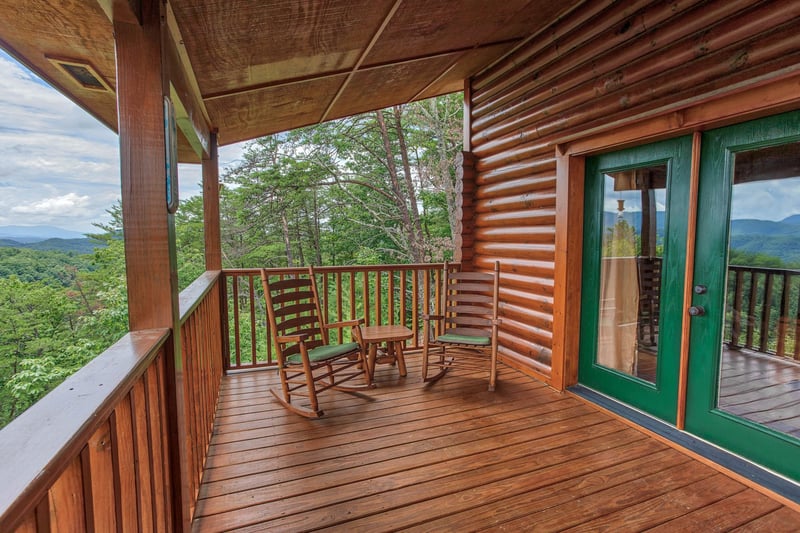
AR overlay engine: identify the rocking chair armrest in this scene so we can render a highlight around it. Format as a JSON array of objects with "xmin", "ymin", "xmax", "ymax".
[
  {"xmin": 324, "ymin": 318, "xmax": 365, "ymax": 330},
  {"xmin": 276, "ymin": 333, "xmax": 310, "ymax": 343}
]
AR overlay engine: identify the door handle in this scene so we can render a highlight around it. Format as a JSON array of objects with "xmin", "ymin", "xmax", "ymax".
[{"xmin": 688, "ymin": 305, "xmax": 705, "ymax": 316}]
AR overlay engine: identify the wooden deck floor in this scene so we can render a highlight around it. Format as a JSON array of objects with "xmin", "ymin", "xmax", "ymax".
[{"xmin": 192, "ymin": 354, "xmax": 800, "ymax": 532}]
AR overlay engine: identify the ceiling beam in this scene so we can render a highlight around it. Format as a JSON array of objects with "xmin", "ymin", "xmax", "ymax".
[
  {"xmin": 96, "ymin": 0, "xmax": 141, "ymax": 24},
  {"xmin": 318, "ymin": 0, "xmax": 404, "ymax": 123},
  {"xmin": 164, "ymin": 2, "xmax": 212, "ymax": 157}
]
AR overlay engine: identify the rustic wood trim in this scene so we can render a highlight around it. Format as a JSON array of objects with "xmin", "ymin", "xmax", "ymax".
[
  {"xmin": 318, "ymin": 0, "xmax": 402, "ymax": 123},
  {"xmin": 551, "ymin": 150, "xmax": 584, "ymax": 391},
  {"xmin": 569, "ymin": 386, "xmax": 800, "ymax": 512},
  {"xmin": 676, "ymin": 132, "xmax": 702, "ymax": 430},
  {"xmin": 203, "ymin": 132, "xmax": 222, "ymax": 270}
]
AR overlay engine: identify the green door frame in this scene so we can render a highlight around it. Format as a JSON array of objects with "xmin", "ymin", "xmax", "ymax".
[{"xmin": 579, "ymin": 136, "xmax": 692, "ymax": 424}]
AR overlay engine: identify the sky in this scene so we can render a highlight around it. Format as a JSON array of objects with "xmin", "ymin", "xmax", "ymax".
[{"xmin": 0, "ymin": 49, "xmax": 244, "ymax": 234}]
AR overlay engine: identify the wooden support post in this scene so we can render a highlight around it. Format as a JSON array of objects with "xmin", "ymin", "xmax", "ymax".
[
  {"xmin": 203, "ymin": 132, "xmax": 222, "ymax": 271},
  {"xmin": 114, "ymin": 0, "xmax": 190, "ymax": 529},
  {"xmin": 551, "ymin": 149, "xmax": 585, "ymax": 391}
]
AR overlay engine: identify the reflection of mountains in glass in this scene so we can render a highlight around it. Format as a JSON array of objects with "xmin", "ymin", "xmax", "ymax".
[{"xmin": 603, "ymin": 213, "xmax": 800, "ymax": 264}]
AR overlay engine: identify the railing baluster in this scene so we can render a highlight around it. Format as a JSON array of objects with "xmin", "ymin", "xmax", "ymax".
[
  {"xmin": 746, "ymin": 271, "xmax": 758, "ymax": 349},
  {"xmin": 232, "ymin": 274, "xmax": 241, "ymax": 368},
  {"xmin": 777, "ymin": 271, "xmax": 790, "ymax": 357},
  {"xmin": 336, "ymin": 271, "xmax": 344, "ymax": 344},
  {"xmin": 349, "ymin": 272, "xmax": 356, "ymax": 322},
  {"xmin": 376, "ymin": 269, "xmax": 382, "ymax": 325},
  {"xmin": 795, "ymin": 280, "xmax": 800, "ymax": 360},
  {"xmin": 363, "ymin": 271, "xmax": 370, "ymax": 326},
  {"xmin": 412, "ymin": 269, "xmax": 419, "ymax": 345},
  {"xmin": 388, "ymin": 269, "xmax": 395, "ymax": 325},
  {"xmin": 730, "ymin": 268, "xmax": 744, "ymax": 347},
  {"xmin": 400, "ymin": 270, "xmax": 407, "ymax": 332},
  {"xmin": 249, "ymin": 274, "xmax": 257, "ymax": 365},
  {"xmin": 760, "ymin": 272, "xmax": 774, "ymax": 353}
]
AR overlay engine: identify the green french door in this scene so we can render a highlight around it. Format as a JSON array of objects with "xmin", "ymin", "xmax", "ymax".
[
  {"xmin": 684, "ymin": 111, "xmax": 800, "ymax": 482},
  {"xmin": 579, "ymin": 136, "xmax": 693, "ymax": 424}
]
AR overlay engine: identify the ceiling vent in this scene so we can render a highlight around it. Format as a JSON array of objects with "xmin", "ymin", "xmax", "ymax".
[{"xmin": 47, "ymin": 57, "xmax": 113, "ymax": 92}]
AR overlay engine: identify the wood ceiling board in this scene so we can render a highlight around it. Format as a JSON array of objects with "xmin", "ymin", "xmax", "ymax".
[
  {"xmin": 487, "ymin": 0, "xmax": 580, "ymax": 42},
  {"xmin": 170, "ymin": 0, "xmax": 396, "ymax": 96},
  {"xmin": 363, "ymin": 0, "xmax": 532, "ymax": 66},
  {"xmin": 0, "ymin": 1, "xmax": 118, "ymax": 130},
  {"xmin": 416, "ymin": 42, "xmax": 518, "ymax": 100},
  {"xmin": 326, "ymin": 54, "xmax": 458, "ymax": 120},
  {"xmin": 207, "ymin": 74, "xmax": 349, "ymax": 145}
]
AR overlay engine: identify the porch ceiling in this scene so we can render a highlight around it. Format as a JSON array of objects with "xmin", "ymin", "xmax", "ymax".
[{"xmin": 0, "ymin": 0, "xmax": 574, "ymax": 154}]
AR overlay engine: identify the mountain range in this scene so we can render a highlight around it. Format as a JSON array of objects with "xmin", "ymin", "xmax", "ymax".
[
  {"xmin": 0, "ymin": 226, "xmax": 101, "ymax": 254},
  {"xmin": 0, "ymin": 225, "xmax": 87, "ymax": 243},
  {"xmin": 605, "ymin": 213, "xmax": 800, "ymax": 265}
]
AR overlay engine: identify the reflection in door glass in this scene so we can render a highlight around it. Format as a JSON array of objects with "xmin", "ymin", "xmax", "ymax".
[
  {"xmin": 596, "ymin": 164, "xmax": 667, "ymax": 384},
  {"xmin": 720, "ymin": 142, "xmax": 800, "ymax": 439}
]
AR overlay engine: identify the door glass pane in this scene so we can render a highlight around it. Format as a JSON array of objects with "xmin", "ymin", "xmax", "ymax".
[
  {"xmin": 596, "ymin": 164, "xmax": 667, "ymax": 384},
  {"xmin": 719, "ymin": 141, "xmax": 800, "ymax": 439}
]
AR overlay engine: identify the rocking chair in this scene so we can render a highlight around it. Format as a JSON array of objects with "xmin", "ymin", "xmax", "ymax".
[
  {"xmin": 260, "ymin": 267, "xmax": 373, "ymax": 418},
  {"xmin": 422, "ymin": 261, "xmax": 501, "ymax": 391}
]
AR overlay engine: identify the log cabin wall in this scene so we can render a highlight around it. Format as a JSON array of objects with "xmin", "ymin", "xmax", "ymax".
[{"xmin": 463, "ymin": 0, "xmax": 800, "ymax": 384}]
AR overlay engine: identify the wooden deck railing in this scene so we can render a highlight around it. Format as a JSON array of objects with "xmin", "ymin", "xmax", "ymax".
[
  {"xmin": 725, "ymin": 265, "xmax": 800, "ymax": 360},
  {"xmin": 0, "ymin": 271, "xmax": 226, "ymax": 532},
  {"xmin": 223, "ymin": 264, "xmax": 453, "ymax": 371},
  {"xmin": 178, "ymin": 271, "xmax": 225, "ymax": 518}
]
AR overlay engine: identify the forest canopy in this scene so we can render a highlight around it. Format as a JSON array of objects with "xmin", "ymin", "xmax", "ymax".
[{"xmin": 0, "ymin": 95, "xmax": 463, "ymax": 427}]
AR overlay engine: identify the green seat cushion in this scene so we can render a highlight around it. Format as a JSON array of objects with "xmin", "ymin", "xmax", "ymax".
[
  {"xmin": 286, "ymin": 342, "xmax": 360, "ymax": 364},
  {"xmin": 436, "ymin": 333, "xmax": 491, "ymax": 346}
]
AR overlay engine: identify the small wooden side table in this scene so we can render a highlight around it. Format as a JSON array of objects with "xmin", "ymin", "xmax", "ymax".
[{"xmin": 360, "ymin": 325, "xmax": 413, "ymax": 380}]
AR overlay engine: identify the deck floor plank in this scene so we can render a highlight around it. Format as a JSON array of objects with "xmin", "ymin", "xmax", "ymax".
[{"xmin": 192, "ymin": 354, "xmax": 800, "ymax": 532}]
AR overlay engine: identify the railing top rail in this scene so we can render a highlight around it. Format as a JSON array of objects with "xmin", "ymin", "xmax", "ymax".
[
  {"xmin": 223, "ymin": 263, "xmax": 459, "ymax": 276},
  {"xmin": 728, "ymin": 264, "xmax": 800, "ymax": 275},
  {"xmin": 0, "ymin": 329, "xmax": 170, "ymax": 530},
  {"xmin": 179, "ymin": 270, "xmax": 222, "ymax": 325}
]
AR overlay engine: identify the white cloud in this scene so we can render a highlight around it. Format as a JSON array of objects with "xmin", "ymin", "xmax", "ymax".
[
  {"xmin": 0, "ymin": 48, "xmax": 249, "ymax": 233},
  {"xmin": 0, "ymin": 50, "xmax": 120, "ymax": 232},
  {"xmin": 12, "ymin": 192, "xmax": 90, "ymax": 215}
]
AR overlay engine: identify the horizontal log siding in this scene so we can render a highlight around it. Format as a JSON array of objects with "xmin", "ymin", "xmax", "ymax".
[{"xmin": 466, "ymin": 0, "xmax": 800, "ymax": 377}]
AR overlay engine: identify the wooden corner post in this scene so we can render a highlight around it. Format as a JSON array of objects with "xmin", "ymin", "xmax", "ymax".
[
  {"xmin": 551, "ymin": 149, "xmax": 585, "ymax": 391},
  {"xmin": 114, "ymin": 0, "xmax": 191, "ymax": 529}
]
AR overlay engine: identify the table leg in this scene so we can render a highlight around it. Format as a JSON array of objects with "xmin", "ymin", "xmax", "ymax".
[
  {"xmin": 367, "ymin": 343, "xmax": 378, "ymax": 380},
  {"xmin": 394, "ymin": 341, "xmax": 407, "ymax": 377}
]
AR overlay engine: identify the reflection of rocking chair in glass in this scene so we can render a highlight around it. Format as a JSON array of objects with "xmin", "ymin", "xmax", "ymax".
[
  {"xmin": 260, "ymin": 267, "xmax": 373, "ymax": 418},
  {"xmin": 422, "ymin": 262, "xmax": 501, "ymax": 391},
  {"xmin": 636, "ymin": 256, "xmax": 661, "ymax": 349}
]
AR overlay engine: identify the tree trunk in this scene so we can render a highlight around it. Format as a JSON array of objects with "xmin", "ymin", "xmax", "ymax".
[
  {"xmin": 375, "ymin": 110, "xmax": 422, "ymax": 263},
  {"xmin": 393, "ymin": 106, "xmax": 425, "ymax": 262}
]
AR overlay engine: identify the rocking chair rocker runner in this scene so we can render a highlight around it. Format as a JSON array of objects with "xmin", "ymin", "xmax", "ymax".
[
  {"xmin": 260, "ymin": 267, "xmax": 373, "ymax": 418},
  {"xmin": 422, "ymin": 261, "xmax": 501, "ymax": 391}
]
